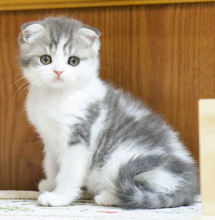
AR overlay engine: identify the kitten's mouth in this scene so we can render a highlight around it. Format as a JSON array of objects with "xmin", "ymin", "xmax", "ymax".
[
  {"xmin": 49, "ymin": 77, "xmax": 66, "ymax": 88},
  {"xmin": 54, "ymin": 77, "xmax": 63, "ymax": 82},
  {"xmin": 51, "ymin": 77, "xmax": 65, "ymax": 85}
]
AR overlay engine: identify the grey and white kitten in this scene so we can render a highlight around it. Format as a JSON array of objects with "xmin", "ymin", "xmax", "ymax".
[{"xmin": 18, "ymin": 17, "xmax": 199, "ymax": 208}]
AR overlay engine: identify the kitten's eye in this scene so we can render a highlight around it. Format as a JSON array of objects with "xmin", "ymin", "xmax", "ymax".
[
  {"xmin": 40, "ymin": 55, "xmax": 52, "ymax": 65},
  {"xmin": 68, "ymin": 56, "xmax": 80, "ymax": 66}
]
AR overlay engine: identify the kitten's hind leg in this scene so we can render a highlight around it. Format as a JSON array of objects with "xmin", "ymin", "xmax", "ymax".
[{"xmin": 94, "ymin": 190, "xmax": 121, "ymax": 207}]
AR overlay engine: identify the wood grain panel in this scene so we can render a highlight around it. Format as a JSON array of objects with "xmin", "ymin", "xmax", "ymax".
[
  {"xmin": 1, "ymin": 3, "xmax": 215, "ymax": 190},
  {"xmin": 0, "ymin": 0, "xmax": 215, "ymax": 11}
]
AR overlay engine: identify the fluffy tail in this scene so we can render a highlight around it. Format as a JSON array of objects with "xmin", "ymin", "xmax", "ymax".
[{"xmin": 114, "ymin": 155, "xmax": 199, "ymax": 209}]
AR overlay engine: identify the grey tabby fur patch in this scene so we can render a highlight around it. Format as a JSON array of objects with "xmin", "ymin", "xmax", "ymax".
[
  {"xmin": 90, "ymin": 85, "xmax": 199, "ymax": 208},
  {"xmin": 114, "ymin": 155, "xmax": 199, "ymax": 209},
  {"xmin": 70, "ymin": 102, "xmax": 100, "ymax": 146},
  {"xmin": 91, "ymin": 85, "xmax": 174, "ymax": 168}
]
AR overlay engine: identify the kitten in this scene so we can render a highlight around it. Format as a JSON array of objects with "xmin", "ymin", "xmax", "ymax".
[{"xmin": 18, "ymin": 17, "xmax": 199, "ymax": 208}]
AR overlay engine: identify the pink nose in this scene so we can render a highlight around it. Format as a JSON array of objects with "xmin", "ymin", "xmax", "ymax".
[{"xmin": 54, "ymin": 70, "xmax": 63, "ymax": 76}]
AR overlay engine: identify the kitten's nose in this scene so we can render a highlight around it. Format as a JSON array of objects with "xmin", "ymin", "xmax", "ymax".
[{"xmin": 54, "ymin": 70, "xmax": 63, "ymax": 76}]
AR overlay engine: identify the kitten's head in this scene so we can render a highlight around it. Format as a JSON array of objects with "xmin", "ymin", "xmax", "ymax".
[{"xmin": 18, "ymin": 17, "xmax": 101, "ymax": 89}]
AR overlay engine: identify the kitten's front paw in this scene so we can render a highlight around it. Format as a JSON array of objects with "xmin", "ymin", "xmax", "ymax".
[
  {"xmin": 38, "ymin": 179, "xmax": 55, "ymax": 193},
  {"xmin": 38, "ymin": 192, "xmax": 71, "ymax": 206}
]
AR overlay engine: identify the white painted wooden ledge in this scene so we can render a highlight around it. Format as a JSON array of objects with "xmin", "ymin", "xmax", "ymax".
[
  {"xmin": 0, "ymin": 190, "xmax": 39, "ymax": 199},
  {"xmin": 194, "ymin": 99, "xmax": 215, "ymax": 220},
  {"xmin": 0, "ymin": 190, "xmax": 91, "ymax": 200}
]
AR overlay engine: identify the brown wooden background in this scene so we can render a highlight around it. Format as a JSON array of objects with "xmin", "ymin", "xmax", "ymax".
[{"xmin": 1, "ymin": 2, "xmax": 215, "ymax": 190}]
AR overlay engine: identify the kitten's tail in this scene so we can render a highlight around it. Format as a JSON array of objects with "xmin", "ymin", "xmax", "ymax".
[{"xmin": 114, "ymin": 155, "xmax": 199, "ymax": 209}]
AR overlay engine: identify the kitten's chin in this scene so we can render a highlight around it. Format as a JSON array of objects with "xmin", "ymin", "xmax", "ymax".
[
  {"xmin": 44, "ymin": 79, "xmax": 78, "ymax": 89},
  {"xmin": 47, "ymin": 80, "xmax": 68, "ymax": 89}
]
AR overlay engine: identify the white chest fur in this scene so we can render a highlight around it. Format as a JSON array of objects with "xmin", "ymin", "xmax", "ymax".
[{"xmin": 25, "ymin": 78, "xmax": 106, "ymax": 151}]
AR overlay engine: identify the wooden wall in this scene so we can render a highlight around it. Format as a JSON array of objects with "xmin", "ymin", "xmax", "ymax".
[{"xmin": 1, "ymin": 2, "xmax": 215, "ymax": 190}]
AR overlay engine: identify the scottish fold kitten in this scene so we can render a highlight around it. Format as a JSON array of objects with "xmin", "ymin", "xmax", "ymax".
[{"xmin": 18, "ymin": 17, "xmax": 199, "ymax": 208}]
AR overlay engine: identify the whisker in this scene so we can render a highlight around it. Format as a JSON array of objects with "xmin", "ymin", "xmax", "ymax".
[
  {"xmin": 18, "ymin": 84, "xmax": 30, "ymax": 100},
  {"xmin": 13, "ymin": 81, "xmax": 30, "ymax": 102},
  {"xmin": 10, "ymin": 72, "xmax": 42, "ymax": 88},
  {"xmin": 14, "ymin": 76, "xmax": 42, "ymax": 102},
  {"xmin": 22, "ymin": 86, "xmax": 31, "ymax": 112},
  {"xmin": 10, "ymin": 76, "xmax": 28, "ymax": 88},
  {"xmin": 29, "ymin": 81, "xmax": 43, "ymax": 101},
  {"xmin": 12, "ymin": 71, "xmax": 23, "ymax": 80},
  {"xmin": 21, "ymin": 79, "xmax": 42, "ymax": 112}
]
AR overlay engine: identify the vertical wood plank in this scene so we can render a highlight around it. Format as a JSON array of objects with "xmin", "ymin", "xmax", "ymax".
[{"xmin": 199, "ymin": 99, "xmax": 215, "ymax": 215}]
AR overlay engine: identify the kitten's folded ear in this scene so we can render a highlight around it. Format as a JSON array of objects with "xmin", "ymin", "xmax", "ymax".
[
  {"xmin": 82, "ymin": 25, "xmax": 101, "ymax": 37},
  {"xmin": 75, "ymin": 26, "xmax": 101, "ymax": 47},
  {"xmin": 21, "ymin": 22, "xmax": 46, "ymax": 43}
]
